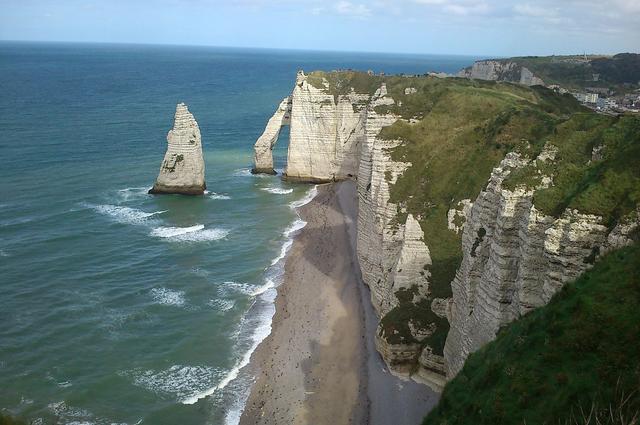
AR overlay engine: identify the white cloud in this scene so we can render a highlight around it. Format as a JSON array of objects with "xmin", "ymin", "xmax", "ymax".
[
  {"xmin": 334, "ymin": 1, "xmax": 372, "ymax": 17},
  {"xmin": 513, "ymin": 3, "xmax": 556, "ymax": 18},
  {"xmin": 413, "ymin": 0, "xmax": 448, "ymax": 4},
  {"xmin": 412, "ymin": 0, "xmax": 490, "ymax": 16},
  {"xmin": 444, "ymin": 1, "xmax": 488, "ymax": 15}
]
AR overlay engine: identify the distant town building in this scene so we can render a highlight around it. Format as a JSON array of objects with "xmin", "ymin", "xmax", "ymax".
[{"xmin": 585, "ymin": 93, "xmax": 599, "ymax": 103}]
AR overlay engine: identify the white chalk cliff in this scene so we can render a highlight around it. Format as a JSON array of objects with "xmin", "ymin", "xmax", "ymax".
[
  {"xmin": 458, "ymin": 60, "xmax": 545, "ymax": 86},
  {"xmin": 254, "ymin": 73, "xmax": 449, "ymax": 390},
  {"xmin": 253, "ymin": 71, "xmax": 637, "ymax": 393},
  {"xmin": 443, "ymin": 151, "xmax": 639, "ymax": 377},
  {"xmin": 150, "ymin": 103, "xmax": 206, "ymax": 195},
  {"xmin": 252, "ymin": 97, "xmax": 291, "ymax": 174}
]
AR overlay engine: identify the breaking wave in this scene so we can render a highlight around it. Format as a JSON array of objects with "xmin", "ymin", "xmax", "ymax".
[
  {"xmin": 122, "ymin": 365, "xmax": 221, "ymax": 401},
  {"xmin": 150, "ymin": 225, "xmax": 229, "ymax": 242},
  {"xmin": 289, "ymin": 185, "xmax": 318, "ymax": 209},
  {"xmin": 208, "ymin": 192, "xmax": 232, "ymax": 200},
  {"xmin": 261, "ymin": 187, "xmax": 293, "ymax": 195}
]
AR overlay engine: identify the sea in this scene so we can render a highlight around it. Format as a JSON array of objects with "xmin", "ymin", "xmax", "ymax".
[{"xmin": 0, "ymin": 42, "xmax": 479, "ymax": 425}]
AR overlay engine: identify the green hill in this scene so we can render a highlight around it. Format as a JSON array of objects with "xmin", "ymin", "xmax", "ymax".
[{"xmin": 424, "ymin": 243, "xmax": 640, "ymax": 425}]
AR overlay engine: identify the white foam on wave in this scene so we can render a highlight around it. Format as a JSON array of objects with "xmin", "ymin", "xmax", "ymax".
[
  {"xmin": 182, "ymin": 305, "xmax": 273, "ymax": 406},
  {"xmin": 261, "ymin": 187, "xmax": 293, "ymax": 195},
  {"xmin": 181, "ymin": 185, "xmax": 319, "ymax": 415},
  {"xmin": 122, "ymin": 365, "xmax": 220, "ymax": 401},
  {"xmin": 207, "ymin": 298, "xmax": 235, "ymax": 312},
  {"xmin": 222, "ymin": 280, "xmax": 276, "ymax": 298},
  {"xmin": 150, "ymin": 225, "xmax": 229, "ymax": 242},
  {"xmin": 150, "ymin": 287, "xmax": 185, "ymax": 306},
  {"xmin": 208, "ymin": 192, "xmax": 232, "ymax": 200},
  {"xmin": 117, "ymin": 187, "xmax": 151, "ymax": 202},
  {"xmin": 289, "ymin": 185, "xmax": 318, "ymax": 209},
  {"xmin": 232, "ymin": 168, "xmax": 252, "ymax": 177},
  {"xmin": 47, "ymin": 401, "xmax": 94, "ymax": 424},
  {"xmin": 89, "ymin": 204, "xmax": 166, "ymax": 225},
  {"xmin": 268, "ymin": 218, "xmax": 307, "ymax": 266}
]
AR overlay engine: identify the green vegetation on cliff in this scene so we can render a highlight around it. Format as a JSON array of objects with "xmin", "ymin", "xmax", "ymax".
[
  {"xmin": 308, "ymin": 70, "xmax": 640, "ymax": 370},
  {"xmin": 424, "ymin": 243, "xmax": 640, "ymax": 425},
  {"xmin": 377, "ymin": 76, "xmax": 584, "ymax": 354},
  {"xmin": 504, "ymin": 113, "xmax": 640, "ymax": 224}
]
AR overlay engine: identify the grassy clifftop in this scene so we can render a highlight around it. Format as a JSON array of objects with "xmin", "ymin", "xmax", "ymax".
[{"xmin": 424, "ymin": 243, "xmax": 640, "ymax": 425}]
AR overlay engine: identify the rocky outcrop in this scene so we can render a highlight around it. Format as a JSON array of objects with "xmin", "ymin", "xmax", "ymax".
[
  {"xmin": 390, "ymin": 214, "xmax": 432, "ymax": 302},
  {"xmin": 443, "ymin": 152, "xmax": 638, "ymax": 378},
  {"xmin": 252, "ymin": 71, "xmax": 370, "ymax": 182},
  {"xmin": 458, "ymin": 60, "xmax": 545, "ymax": 86},
  {"xmin": 252, "ymin": 97, "xmax": 291, "ymax": 174},
  {"xmin": 150, "ymin": 103, "xmax": 206, "ymax": 195},
  {"xmin": 286, "ymin": 72, "xmax": 370, "ymax": 182}
]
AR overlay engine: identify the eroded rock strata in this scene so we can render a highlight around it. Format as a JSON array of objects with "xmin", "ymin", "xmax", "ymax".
[
  {"xmin": 444, "ymin": 151, "xmax": 639, "ymax": 377},
  {"xmin": 150, "ymin": 103, "xmax": 206, "ymax": 195},
  {"xmin": 252, "ymin": 70, "xmax": 639, "ymax": 392}
]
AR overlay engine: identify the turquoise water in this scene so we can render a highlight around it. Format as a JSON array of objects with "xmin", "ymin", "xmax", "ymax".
[{"xmin": 0, "ymin": 42, "xmax": 478, "ymax": 424}]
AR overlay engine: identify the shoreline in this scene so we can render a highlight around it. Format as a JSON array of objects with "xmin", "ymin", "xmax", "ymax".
[{"xmin": 239, "ymin": 181, "xmax": 439, "ymax": 425}]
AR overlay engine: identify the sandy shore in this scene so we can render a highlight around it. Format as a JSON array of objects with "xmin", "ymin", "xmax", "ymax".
[{"xmin": 240, "ymin": 181, "xmax": 438, "ymax": 425}]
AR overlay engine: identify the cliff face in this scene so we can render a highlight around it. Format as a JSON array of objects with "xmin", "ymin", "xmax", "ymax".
[
  {"xmin": 253, "ymin": 71, "xmax": 640, "ymax": 393},
  {"xmin": 150, "ymin": 103, "xmax": 206, "ymax": 195},
  {"xmin": 286, "ymin": 72, "xmax": 370, "ymax": 182},
  {"xmin": 444, "ymin": 150, "xmax": 639, "ymax": 377},
  {"xmin": 458, "ymin": 60, "xmax": 544, "ymax": 86},
  {"xmin": 252, "ymin": 71, "xmax": 370, "ymax": 182},
  {"xmin": 253, "ymin": 72, "xmax": 449, "ymax": 390}
]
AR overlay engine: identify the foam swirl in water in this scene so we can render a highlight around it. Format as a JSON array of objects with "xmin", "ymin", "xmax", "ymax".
[{"xmin": 89, "ymin": 204, "xmax": 166, "ymax": 225}]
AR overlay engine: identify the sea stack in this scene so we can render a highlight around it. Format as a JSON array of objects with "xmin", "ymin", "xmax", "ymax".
[{"xmin": 149, "ymin": 103, "xmax": 206, "ymax": 195}]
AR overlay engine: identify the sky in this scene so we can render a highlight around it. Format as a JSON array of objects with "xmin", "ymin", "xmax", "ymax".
[{"xmin": 1, "ymin": 0, "xmax": 639, "ymax": 56}]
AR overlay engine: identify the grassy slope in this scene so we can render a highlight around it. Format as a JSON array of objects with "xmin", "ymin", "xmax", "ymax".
[
  {"xmin": 424, "ymin": 243, "xmax": 640, "ymax": 425},
  {"xmin": 377, "ymin": 77, "xmax": 584, "ymax": 353},
  {"xmin": 504, "ymin": 113, "xmax": 640, "ymax": 224}
]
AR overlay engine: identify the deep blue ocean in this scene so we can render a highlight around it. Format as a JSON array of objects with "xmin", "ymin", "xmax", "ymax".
[{"xmin": 0, "ymin": 42, "xmax": 479, "ymax": 424}]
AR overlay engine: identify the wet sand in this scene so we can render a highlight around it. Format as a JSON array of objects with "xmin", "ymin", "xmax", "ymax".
[{"xmin": 239, "ymin": 181, "xmax": 438, "ymax": 425}]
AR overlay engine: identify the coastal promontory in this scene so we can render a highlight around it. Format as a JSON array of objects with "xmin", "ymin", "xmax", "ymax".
[{"xmin": 149, "ymin": 103, "xmax": 206, "ymax": 195}]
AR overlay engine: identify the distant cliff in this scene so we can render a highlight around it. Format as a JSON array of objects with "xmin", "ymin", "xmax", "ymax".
[
  {"xmin": 252, "ymin": 70, "xmax": 640, "ymax": 392},
  {"xmin": 150, "ymin": 103, "xmax": 206, "ymax": 195},
  {"xmin": 457, "ymin": 60, "xmax": 544, "ymax": 86},
  {"xmin": 459, "ymin": 54, "xmax": 640, "ymax": 94}
]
